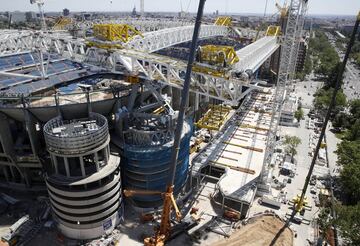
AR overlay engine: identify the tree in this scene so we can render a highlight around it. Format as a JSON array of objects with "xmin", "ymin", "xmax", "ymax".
[
  {"xmin": 294, "ymin": 108, "xmax": 304, "ymax": 122},
  {"xmin": 340, "ymin": 162, "xmax": 360, "ymax": 204},
  {"xmin": 314, "ymin": 88, "xmax": 347, "ymax": 113},
  {"xmin": 326, "ymin": 62, "xmax": 344, "ymax": 89},
  {"xmin": 335, "ymin": 204, "xmax": 360, "ymax": 245},
  {"xmin": 317, "ymin": 208, "xmax": 333, "ymax": 242},
  {"xmin": 336, "ymin": 140, "xmax": 360, "ymax": 166},
  {"xmin": 346, "ymin": 119, "xmax": 360, "ymax": 141},
  {"xmin": 282, "ymin": 135, "xmax": 302, "ymax": 162},
  {"xmin": 349, "ymin": 99, "xmax": 360, "ymax": 122},
  {"xmin": 336, "ymin": 139, "xmax": 360, "ymax": 204},
  {"xmin": 332, "ymin": 112, "xmax": 350, "ymax": 129}
]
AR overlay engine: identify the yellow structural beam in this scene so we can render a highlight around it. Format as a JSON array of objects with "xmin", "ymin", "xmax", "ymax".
[
  {"xmin": 215, "ymin": 16, "xmax": 232, "ymax": 26},
  {"xmin": 222, "ymin": 141, "xmax": 263, "ymax": 153},
  {"xmin": 239, "ymin": 124, "xmax": 269, "ymax": 132},
  {"xmin": 195, "ymin": 105, "xmax": 231, "ymax": 131},
  {"xmin": 93, "ymin": 24, "xmax": 143, "ymax": 43},
  {"xmin": 266, "ymin": 26, "xmax": 282, "ymax": 36},
  {"xmin": 53, "ymin": 17, "xmax": 73, "ymax": 30},
  {"xmin": 210, "ymin": 160, "xmax": 255, "ymax": 174}
]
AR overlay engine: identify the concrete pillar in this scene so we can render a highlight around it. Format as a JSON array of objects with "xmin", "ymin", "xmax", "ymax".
[
  {"xmin": 9, "ymin": 166, "xmax": 16, "ymax": 181},
  {"xmin": 3, "ymin": 166, "xmax": 10, "ymax": 182},
  {"xmin": 64, "ymin": 157, "xmax": 70, "ymax": 177},
  {"xmin": 0, "ymin": 113, "xmax": 15, "ymax": 157},
  {"xmin": 103, "ymin": 148, "xmax": 108, "ymax": 166},
  {"xmin": 51, "ymin": 154, "xmax": 58, "ymax": 174},
  {"xmin": 22, "ymin": 169, "xmax": 31, "ymax": 187},
  {"xmin": 94, "ymin": 153, "xmax": 99, "ymax": 171},
  {"xmin": 24, "ymin": 110, "xmax": 40, "ymax": 157},
  {"xmin": 195, "ymin": 93, "xmax": 200, "ymax": 112},
  {"xmin": 79, "ymin": 156, "xmax": 86, "ymax": 177}
]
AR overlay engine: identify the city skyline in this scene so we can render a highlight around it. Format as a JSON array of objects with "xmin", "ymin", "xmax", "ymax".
[{"xmin": 1, "ymin": 0, "xmax": 360, "ymax": 16}]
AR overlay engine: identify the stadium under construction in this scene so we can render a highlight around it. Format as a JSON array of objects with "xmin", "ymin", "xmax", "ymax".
[{"xmin": 0, "ymin": 0, "xmax": 309, "ymax": 244}]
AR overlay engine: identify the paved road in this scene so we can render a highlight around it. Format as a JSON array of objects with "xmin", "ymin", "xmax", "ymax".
[{"xmin": 327, "ymin": 32, "xmax": 360, "ymax": 101}]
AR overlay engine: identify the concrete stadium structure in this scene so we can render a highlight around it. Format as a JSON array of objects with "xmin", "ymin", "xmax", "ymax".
[{"xmin": 44, "ymin": 112, "xmax": 123, "ymax": 239}]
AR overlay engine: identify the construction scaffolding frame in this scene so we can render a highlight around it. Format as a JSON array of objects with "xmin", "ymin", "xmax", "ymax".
[{"xmin": 260, "ymin": 0, "xmax": 308, "ymax": 187}]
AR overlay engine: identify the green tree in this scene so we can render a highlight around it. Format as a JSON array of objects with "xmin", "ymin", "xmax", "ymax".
[
  {"xmin": 346, "ymin": 119, "xmax": 360, "ymax": 141},
  {"xmin": 332, "ymin": 112, "xmax": 350, "ymax": 129},
  {"xmin": 336, "ymin": 140, "xmax": 360, "ymax": 166},
  {"xmin": 336, "ymin": 139, "xmax": 360, "ymax": 204},
  {"xmin": 314, "ymin": 88, "xmax": 347, "ymax": 113},
  {"xmin": 294, "ymin": 108, "xmax": 304, "ymax": 122},
  {"xmin": 335, "ymin": 204, "xmax": 360, "ymax": 245},
  {"xmin": 318, "ymin": 208, "xmax": 333, "ymax": 241},
  {"xmin": 282, "ymin": 135, "xmax": 302, "ymax": 162},
  {"xmin": 349, "ymin": 99, "xmax": 360, "ymax": 122},
  {"xmin": 340, "ymin": 162, "xmax": 360, "ymax": 204}
]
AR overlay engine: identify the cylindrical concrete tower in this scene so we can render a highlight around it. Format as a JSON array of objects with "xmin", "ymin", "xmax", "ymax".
[{"xmin": 43, "ymin": 112, "xmax": 123, "ymax": 240}]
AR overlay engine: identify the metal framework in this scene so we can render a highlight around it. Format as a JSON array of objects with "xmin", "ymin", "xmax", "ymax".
[
  {"xmin": 125, "ymin": 25, "xmax": 228, "ymax": 52},
  {"xmin": 288, "ymin": 1, "xmax": 308, "ymax": 80},
  {"xmin": 108, "ymin": 48, "xmax": 253, "ymax": 104},
  {"xmin": 0, "ymin": 22, "xmax": 279, "ymax": 104},
  {"xmin": 92, "ymin": 24, "xmax": 143, "ymax": 42},
  {"xmin": 73, "ymin": 18, "xmax": 194, "ymax": 33},
  {"xmin": 235, "ymin": 36, "xmax": 279, "ymax": 73},
  {"xmin": 260, "ymin": 0, "xmax": 307, "ymax": 185},
  {"xmin": 214, "ymin": 16, "xmax": 232, "ymax": 26}
]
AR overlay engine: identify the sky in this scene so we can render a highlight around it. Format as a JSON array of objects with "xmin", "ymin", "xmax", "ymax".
[{"xmin": 1, "ymin": 0, "xmax": 360, "ymax": 16}]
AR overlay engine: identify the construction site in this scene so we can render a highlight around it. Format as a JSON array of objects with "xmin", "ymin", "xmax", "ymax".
[{"xmin": 0, "ymin": 0, "xmax": 316, "ymax": 245}]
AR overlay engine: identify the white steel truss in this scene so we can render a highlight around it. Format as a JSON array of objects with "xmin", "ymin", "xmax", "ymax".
[
  {"xmin": 235, "ymin": 36, "xmax": 279, "ymax": 73},
  {"xmin": 74, "ymin": 18, "xmax": 194, "ymax": 33},
  {"xmin": 125, "ymin": 25, "xmax": 229, "ymax": 52},
  {"xmin": 94, "ymin": 48, "xmax": 255, "ymax": 104},
  {"xmin": 0, "ymin": 25, "xmax": 280, "ymax": 104}
]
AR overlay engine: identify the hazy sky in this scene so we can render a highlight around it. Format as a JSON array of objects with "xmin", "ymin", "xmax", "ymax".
[{"xmin": 1, "ymin": 0, "xmax": 360, "ymax": 16}]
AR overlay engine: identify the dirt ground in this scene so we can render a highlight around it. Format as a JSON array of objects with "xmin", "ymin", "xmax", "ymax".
[{"xmin": 212, "ymin": 215, "xmax": 293, "ymax": 246}]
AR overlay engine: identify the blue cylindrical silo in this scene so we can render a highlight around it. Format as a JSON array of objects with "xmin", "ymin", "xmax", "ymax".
[{"xmin": 121, "ymin": 121, "xmax": 192, "ymax": 208}]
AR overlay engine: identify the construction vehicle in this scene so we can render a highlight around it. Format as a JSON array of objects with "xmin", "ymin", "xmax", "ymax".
[{"xmin": 123, "ymin": 188, "xmax": 182, "ymax": 246}]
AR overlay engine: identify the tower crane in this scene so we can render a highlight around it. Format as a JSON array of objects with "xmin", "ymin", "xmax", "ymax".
[
  {"xmin": 260, "ymin": 0, "xmax": 308, "ymax": 198},
  {"xmin": 30, "ymin": 0, "xmax": 49, "ymax": 79},
  {"xmin": 30, "ymin": 0, "xmax": 47, "ymax": 31}
]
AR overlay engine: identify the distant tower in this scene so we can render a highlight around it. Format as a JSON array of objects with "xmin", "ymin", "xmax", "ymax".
[
  {"xmin": 140, "ymin": 0, "xmax": 144, "ymax": 17},
  {"xmin": 132, "ymin": 5, "xmax": 137, "ymax": 17},
  {"xmin": 63, "ymin": 8, "xmax": 70, "ymax": 16}
]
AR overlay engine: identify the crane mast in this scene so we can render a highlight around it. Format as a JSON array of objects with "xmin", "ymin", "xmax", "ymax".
[
  {"xmin": 289, "ymin": 1, "xmax": 309, "ymax": 80},
  {"xmin": 260, "ymin": 0, "xmax": 308, "ymax": 186}
]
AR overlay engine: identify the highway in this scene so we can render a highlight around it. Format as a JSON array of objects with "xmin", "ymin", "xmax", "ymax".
[{"xmin": 327, "ymin": 32, "xmax": 360, "ymax": 101}]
